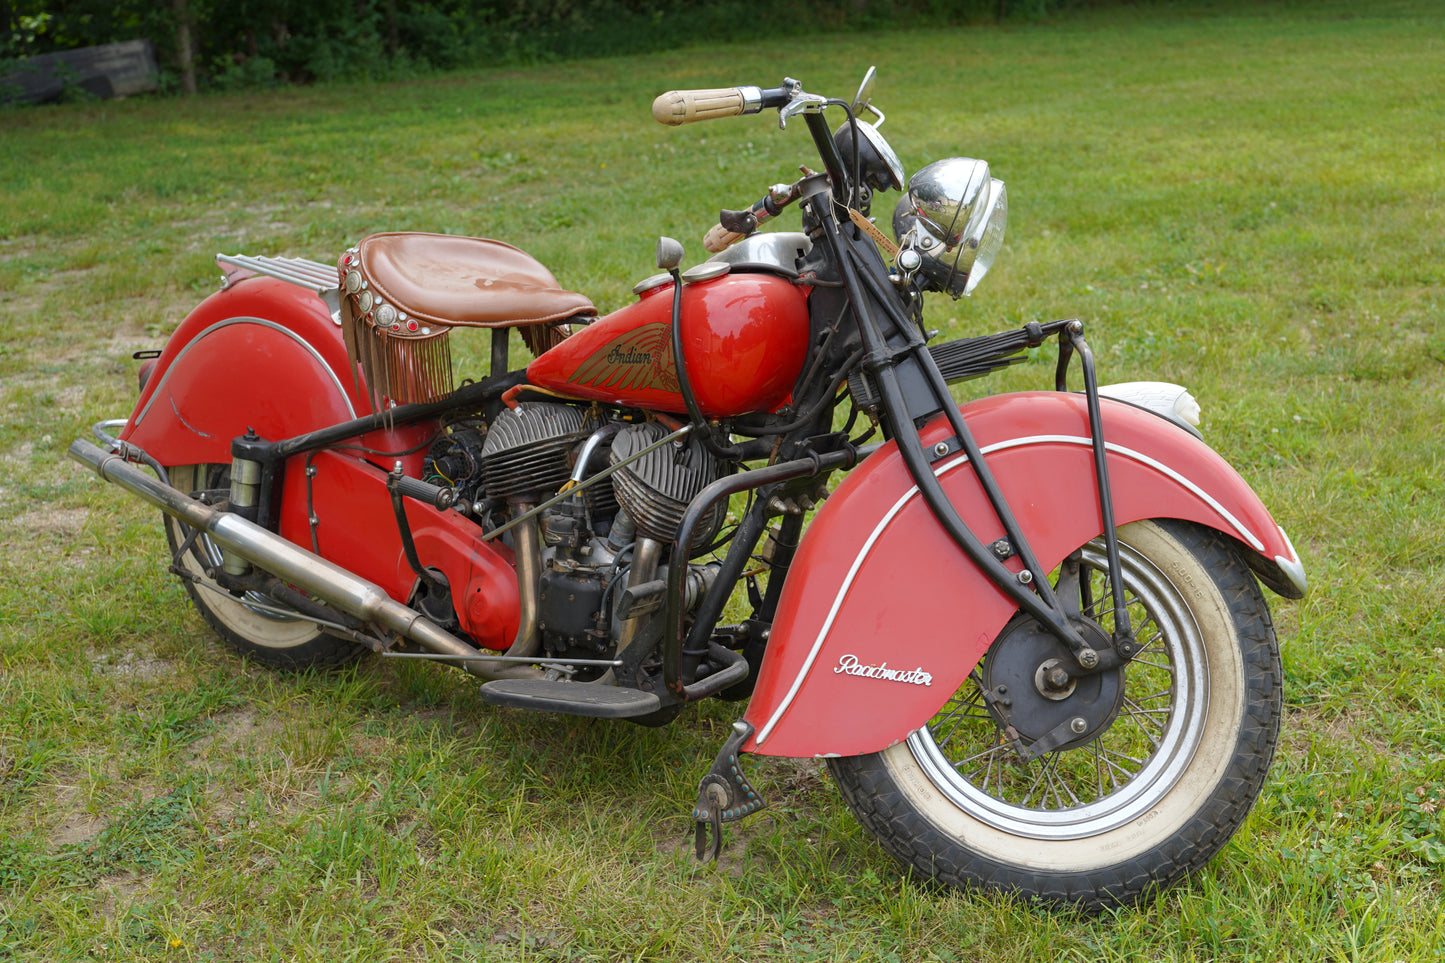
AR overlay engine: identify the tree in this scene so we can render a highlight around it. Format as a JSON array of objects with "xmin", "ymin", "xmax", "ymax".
[{"xmin": 172, "ymin": 0, "xmax": 196, "ymax": 94}]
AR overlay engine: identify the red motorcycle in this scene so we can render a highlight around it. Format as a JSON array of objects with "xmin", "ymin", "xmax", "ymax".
[{"xmin": 70, "ymin": 70, "xmax": 1306, "ymax": 909}]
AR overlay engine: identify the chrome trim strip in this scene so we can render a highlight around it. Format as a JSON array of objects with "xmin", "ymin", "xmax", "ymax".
[
  {"xmin": 131, "ymin": 317, "xmax": 357, "ymax": 431},
  {"xmin": 755, "ymin": 433, "xmax": 1268, "ymax": 746},
  {"xmin": 755, "ymin": 482, "xmax": 918, "ymax": 745},
  {"xmin": 1273, "ymin": 525, "xmax": 1309, "ymax": 597}
]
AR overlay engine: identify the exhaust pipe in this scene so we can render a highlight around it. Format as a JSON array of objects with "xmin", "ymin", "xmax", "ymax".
[{"xmin": 68, "ymin": 438, "xmax": 539, "ymax": 682}]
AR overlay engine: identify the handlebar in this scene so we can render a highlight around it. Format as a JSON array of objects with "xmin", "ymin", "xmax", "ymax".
[
  {"xmin": 702, "ymin": 179, "xmax": 808, "ymax": 253},
  {"xmin": 651, "ymin": 82, "xmax": 798, "ymax": 126},
  {"xmin": 652, "ymin": 77, "xmax": 853, "ymax": 250}
]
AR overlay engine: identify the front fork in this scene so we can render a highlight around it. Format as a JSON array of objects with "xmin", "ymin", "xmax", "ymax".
[
  {"xmin": 809, "ymin": 186, "xmax": 1135, "ymax": 675},
  {"xmin": 1054, "ymin": 323, "xmax": 1137, "ymax": 662},
  {"xmin": 694, "ymin": 161, "xmax": 1139, "ymax": 858}
]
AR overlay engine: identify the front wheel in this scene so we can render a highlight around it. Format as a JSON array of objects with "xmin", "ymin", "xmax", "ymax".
[
  {"xmin": 164, "ymin": 464, "xmax": 367, "ymax": 670},
  {"xmin": 827, "ymin": 519, "xmax": 1282, "ymax": 910}
]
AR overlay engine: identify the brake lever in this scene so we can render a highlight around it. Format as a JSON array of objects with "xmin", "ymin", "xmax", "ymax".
[{"xmin": 777, "ymin": 93, "xmax": 828, "ymax": 129}]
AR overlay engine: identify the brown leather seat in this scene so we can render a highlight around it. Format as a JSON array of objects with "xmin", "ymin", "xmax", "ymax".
[{"xmin": 348, "ymin": 232, "xmax": 595, "ymax": 328}]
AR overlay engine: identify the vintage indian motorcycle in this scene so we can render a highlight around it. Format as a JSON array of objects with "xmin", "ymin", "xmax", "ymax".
[{"xmin": 70, "ymin": 70, "xmax": 1307, "ymax": 909}]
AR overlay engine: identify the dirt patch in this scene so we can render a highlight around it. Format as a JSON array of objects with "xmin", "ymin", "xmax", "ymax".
[
  {"xmin": 50, "ymin": 810, "xmax": 107, "ymax": 847},
  {"xmin": 1, "ymin": 441, "xmax": 37, "ymax": 467},
  {"xmin": 15, "ymin": 506, "xmax": 90, "ymax": 537},
  {"xmin": 91, "ymin": 652, "xmax": 176, "ymax": 681},
  {"xmin": 55, "ymin": 384, "xmax": 87, "ymax": 409},
  {"xmin": 97, "ymin": 873, "xmax": 150, "ymax": 920},
  {"xmin": 174, "ymin": 199, "xmax": 341, "ymax": 256},
  {"xmin": 1282, "ymin": 703, "xmax": 1400, "ymax": 760},
  {"xmin": 189, "ymin": 707, "xmax": 275, "ymax": 754},
  {"xmin": 186, "ymin": 707, "xmax": 293, "ymax": 799},
  {"xmin": 47, "ymin": 781, "xmax": 108, "ymax": 848},
  {"xmin": 0, "ymin": 236, "xmax": 40, "ymax": 263},
  {"xmin": 0, "ymin": 264, "xmax": 105, "ymax": 318}
]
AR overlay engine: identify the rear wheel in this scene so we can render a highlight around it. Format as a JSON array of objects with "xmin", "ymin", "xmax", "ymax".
[
  {"xmin": 164, "ymin": 464, "xmax": 366, "ymax": 669},
  {"xmin": 828, "ymin": 519, "xmax": 1282, "ymax": 910}
]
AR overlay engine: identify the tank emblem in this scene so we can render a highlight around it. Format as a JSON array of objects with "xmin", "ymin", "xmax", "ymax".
[{"xmin": 570, "ymin": 321, "xmax": 680, "ymax": 394}]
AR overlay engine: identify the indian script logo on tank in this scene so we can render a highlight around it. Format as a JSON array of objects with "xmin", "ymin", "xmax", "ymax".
[
  {"xmin": 569, "ymin": 321, "xmax": 681, "ymax": 394},
  {"xmin": 834, "ymin": 654, "xmax": 933, "ymax": 686}
]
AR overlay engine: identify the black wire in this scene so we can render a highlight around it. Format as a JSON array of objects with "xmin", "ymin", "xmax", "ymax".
[
  {"xmin": 848, "ymin": 422, "xmax": 878, "ymax": 447},
  {"xmin": 323, "ymin": 428, "xmax": 443, "ymax": 461},
  {"xmin": 732, "ymin": 345, "xmax": 864, "ymax": 437},
  {"xmin": 824, "ymin": 99, "xmax": 863, "ymax": 211},
  {"xmin": 697, "ymin": 487, "xmax": 755, "ymax": 558}
]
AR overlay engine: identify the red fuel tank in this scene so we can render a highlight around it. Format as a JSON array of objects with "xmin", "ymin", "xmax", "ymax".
[{"xmin": 526, "ymin": 270, "xmax": 811, "ymax": 418}]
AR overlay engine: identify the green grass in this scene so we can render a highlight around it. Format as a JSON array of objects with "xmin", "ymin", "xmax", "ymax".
[{"xmin": 3, "ymin": 0, "xmax": 1443, "ymax": 958}]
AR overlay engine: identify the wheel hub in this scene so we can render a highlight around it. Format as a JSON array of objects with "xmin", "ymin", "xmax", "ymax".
[{"xmin": 982, "ymin": 615, "xmax": 1124, "ymax": 750}]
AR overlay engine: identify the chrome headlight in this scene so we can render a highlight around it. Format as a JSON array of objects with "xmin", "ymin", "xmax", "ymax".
[
  {"xmin": 833, "ymin": 119, "xmax": 905, "ymax": 193},
  {"xmin": 893, "ymin": 158, "xmax": 1008, "ymax": 298}
]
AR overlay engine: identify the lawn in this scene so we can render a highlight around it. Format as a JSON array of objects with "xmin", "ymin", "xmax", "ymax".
[{"xmin": 1, "ymin": 0, "xmax": 1442, "ymax": 959}]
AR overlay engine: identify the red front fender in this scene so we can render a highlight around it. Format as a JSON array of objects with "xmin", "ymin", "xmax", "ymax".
[{"xmin": 742, "ymin": 391, "xmax": 1305, "ymax": 759}]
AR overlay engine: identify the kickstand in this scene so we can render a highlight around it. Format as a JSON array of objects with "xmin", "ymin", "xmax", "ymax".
[{"xmin": 692, "ymin": 720, "xmax": 766, "ymax": 861}]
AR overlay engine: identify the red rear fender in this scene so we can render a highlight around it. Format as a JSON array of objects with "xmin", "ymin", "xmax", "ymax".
[
  {"xmin": 121, "ymin": 277, "xmax": 394, "ymax": 464},
  {"xmin": 120, "ymin": 276, "xmax": 521, "ymax": 650},
  {"xmin": 742, "ymin": 391, "xmax": 1305, "ymax": 759}
]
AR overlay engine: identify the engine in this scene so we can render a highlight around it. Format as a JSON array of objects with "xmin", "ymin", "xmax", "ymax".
[
  {"xmin": 424, "ymin": 402, "xmax": 730, "ymax": 673},
  {"xmin": 607, "ymin": 420, "xmax": 729, "ymax": 554}
]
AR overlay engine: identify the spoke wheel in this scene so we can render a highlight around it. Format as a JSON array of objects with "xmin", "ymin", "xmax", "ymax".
[
  {"xmin": 828, "ymin": 520, "xmax": 1282, "ymax": 910},
  {"xmin": 165, "ymin": 465, "xmax": 366, "ymax": 670}
]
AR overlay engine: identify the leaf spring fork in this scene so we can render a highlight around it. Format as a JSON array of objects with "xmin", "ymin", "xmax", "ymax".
[{"xmin": 1055, "ymin": 321, "xmax": 1136, "ymax": 662}]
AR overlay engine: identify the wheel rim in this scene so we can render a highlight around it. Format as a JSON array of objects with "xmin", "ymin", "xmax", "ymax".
[
  {"xmin": 178, "ymin": 464, "xmax": 301, "ymax": 624},
  {"xmin": 185, "ymin": 521, "xmax": 301, "ymax": 625},
  {"xmin": 907, "ymin": 537, "xmax": 1210, "ymax": 841},
  {"xmin": 167, "ymin": 465, "xmax": 322, "ymax": 649}
]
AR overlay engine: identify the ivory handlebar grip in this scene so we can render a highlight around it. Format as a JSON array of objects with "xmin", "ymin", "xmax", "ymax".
[
  {"xmin": 702, "ymin": 223, "xmax": 745, "ymax": 253},
  {"xmin": 652, "ymin": 88, "xmax": 748, "ymax": 126}
]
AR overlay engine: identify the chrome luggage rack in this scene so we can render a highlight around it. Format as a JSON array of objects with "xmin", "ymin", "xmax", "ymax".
[{"xmin": 216, "ymin": 253, "xmax": 341, "ymax": 316}]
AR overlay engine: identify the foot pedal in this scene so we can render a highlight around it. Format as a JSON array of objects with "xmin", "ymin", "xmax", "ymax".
[
  {"xmin": 478, "ymin": 678, "xmax": 662, "ymax": 719},
  {"xmin": 693, "ymin": 720, "xmax": 766, "ymax": 861}
]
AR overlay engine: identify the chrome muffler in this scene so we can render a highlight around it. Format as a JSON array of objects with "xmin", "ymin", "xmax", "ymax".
[{"xmin": 68, "ymin": 438, "xmax": 539, "ymax": 682}]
